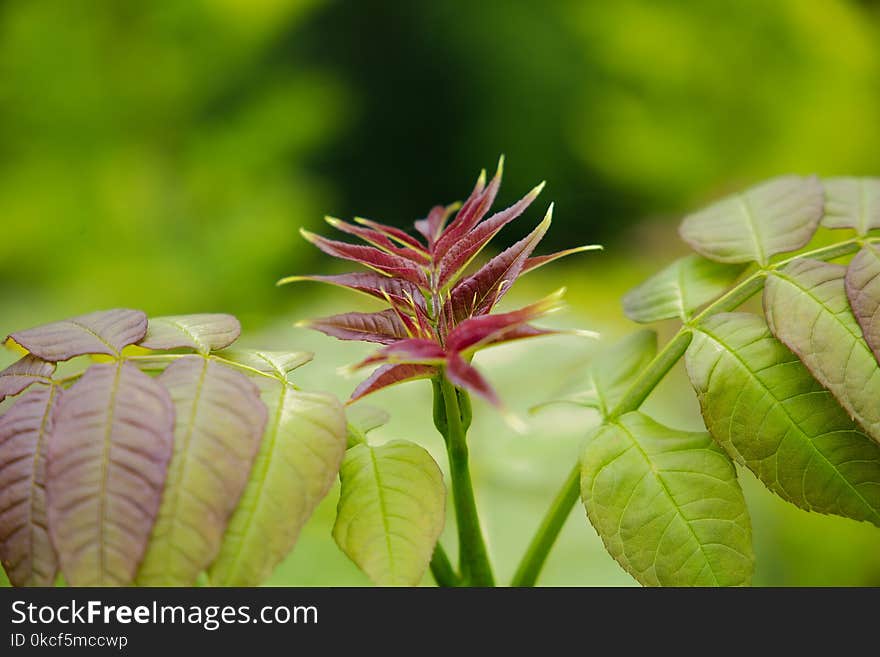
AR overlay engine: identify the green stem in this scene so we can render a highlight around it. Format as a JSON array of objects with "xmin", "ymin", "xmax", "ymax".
[
  {"xmin": 511, "ymin": 235, "xmax": 869, "ymax": 586},
  {"xmin": 510, "ymin": 464, "xmax": 581, "ymax": 587},
  {"xmin": 429, "ymin": 542, "xmax": 458, "ymax": 587},
  {"xmin": 435, "ymin": 375, "xmax": 494, "ymax": 586}
]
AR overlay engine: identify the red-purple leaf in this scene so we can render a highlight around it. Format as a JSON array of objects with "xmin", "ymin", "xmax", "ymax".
[
  {"xmin": 522, "ymin": 245, "xmax": 603, "ymax": 275},
  {"xmin": 414, "ymin": 204, "xmax": 456, "ymax": 245},
  {"xmin": 845, "ymin": 244, "xmax": 880, "ymax": 363},
  {"xmin": 446, "ymin": 291, "xmax": 564, "ymax": 352},
  {"xmin": 0, "ymin": 355, "xmax": 55, "ymax": 402},
  {"xmin": 326, "ymin": 217, "xmax": 429, "ymax": 264},
  {"xmin": 355, "ymin": 339, "xmax": 447, "ymax": 369},
  {"xmin": 0, "ymin": 385, "xmax": 61, "ymax": 586},
  {"xmin": 302, "ymin": 309, "xmax": 412, "ymax": 345},
  {"xmin": 139, "ymin": 314, "xmax": 242, "ymax": 354},
  {"xmin": 447, "ymin": 206, "xmax": 553, "ymax": 323},
  {"xmin": 437, "ymin": 182, "xmax": 544, "ymax": 287},
  {"xmin": 350, "ymin": 363, "xmax": 438, "ymax": 402},
  {"xmin": 300, "ymin": 230, "xmax": 427, "ymax": 287},
  {"xmin": 434, "ymin": 160, "xmax": 503, "ymax": 259},
  {"xmin": 277, "ymin": 272, "xmax": 424, "ymax": 309},
  {"xmin": 47, "ymin": 362, "xmax": 174, "ymax": 586},
  {"xmin": 445, "ymin": 353, "xmax": 500, "ymax": 407},
  {"xmin": 137, "ymin": 357, "xmax": 267, "ymax": 585},
  {"xmin": 8, "ymin": 309, "xmax": 148, "ymax": 361},
  {"xmin": 355, "ymin": 217, "xmax": 428, "ymax": 252}
]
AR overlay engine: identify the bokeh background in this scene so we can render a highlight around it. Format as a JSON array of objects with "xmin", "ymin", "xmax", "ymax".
[{"xmin": 3, "ymin": 0, "xmax": 880, "ymax": 585}]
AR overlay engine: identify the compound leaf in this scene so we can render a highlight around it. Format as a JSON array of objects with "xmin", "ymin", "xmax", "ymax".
[
  {"xmin": 580, "ymin": 412, "xmax": 754, "ymax": 586},
  {"xmin": 623, "ymin": 255, "xmax": 745, "ymax": 323},
  {"xmin": 209, "ymin": 386, "xmax": 346, "ymax": 586},
  {"xmin": 0, "ymin": 385, "xmax": 61, "ymax": 586},
  {"xmin": 845, "ymin": 244, "xmax": 880, "ymax": 364},
  {"xmin": 47, "ymin": 363, "xmax": 174, "ymax": 586},
  {"xmin": 333, "ymin": 440, "xmax": 446, "ymax": 586},
  {"xmin": 822, "ymin": 177, "xmax": 880, "ymax": 236},
  {"xmin": 137, "ymin": 357, "xmax": 267, "ymax": 586},
  {"xmin": 765, "ymin": 259, "xmax": 880, "ymax": 444},
  {"xmin": 140, "ymin": 314, "xmax": 241, "ymax": 354},
  {"xmin": 213, "ymin": 350, "xmax": 314, "ymax": 378},
  {"xmin": 8, "ymin": 309, "xmax": 148, "ymax": 362},
  {"xmin": 679, "ymin": 175, "xmax": 823, "ymax": 265},
  {"xmin": 687, "ymin": 312, "xmax": 880, "ymax": 526}
]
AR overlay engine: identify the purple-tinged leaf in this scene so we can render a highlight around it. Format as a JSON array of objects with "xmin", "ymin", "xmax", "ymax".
[
  {"xmin": 0, "ymin": 355, "xmax": 55, "ymax": 402},
  {"xmin": 350, "ymin": 363, "xmax": 437, "ymax": 402},
  {"xmin": 214, "ymin": 350, "xmax": 314, "ymax": 379},
  {"xmin": 0, "ymin": 385, "xmax": 61, "ymax": 586},
  {"xmin": 434, "ymin": 160, "xmax": 503, "ymax": 259},
  {"xmin": 47, "ymin": 362, "xmax": 174, "ymax": 586},
  {"xmin": 446, "ymin": 291, "xmax": 564, "ymax": 352},
  {"xmin": 8, "ymin": 309, "xmax": 148, "ymax": 362},
  {"xmin": 445, "ymin": 353, "xmax": 500, "ymax": 407},
  {"xmin": 354, "ymin": 217, "xmax": 428, "ymax": 252},
  {"xmin": 137, "ymin": 357, "xmax": 267, "ymax": 586},
  {"xmin": 139, "ymin": 314, "xmax": 241, "ymax": 354},
  {"xmin": 414, "ymin": 204, "xmax": 457, "ymax": 245},
  {"xmin": 522, "ymin": 245, "xmax": 603, "ymax": 275},
  {"xmin": 300, "ymin": 230, "xmax": 427, "ymax": 287},
  {"xmin": 437, "ymin": 182, "xmax": 545, "ymax": 287},
  {"xmin": 325, "ymin": 217, "xmax": 429, "ymax": 264},
  {"xmin": 355, "ymin": 339, "xmax": 447, "ymax": 369},
  {"xmin": 447, "ymin": 206, "xmax": 553, "ymax": 323},
  {"xmin": 823, "ymin": 177, "xmax": 880, "ymax": 236},
  {"xmin": 277, "ymin": 272, "xmax": 424, "ymax": 309},
  {"xmin": 209, "ymin": 386, "xmax": 346, "ymax": 586},
  {"xmin": 845, "ymin": 244, "xmax": 880, "ymax": 364},
  {"xmin": 301, "ymin": 309, "xmax": 412, "ymax": 345}
]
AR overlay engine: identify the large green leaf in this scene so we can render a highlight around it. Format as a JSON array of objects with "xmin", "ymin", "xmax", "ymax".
[
  {"xmin": 687, "ymin": 312, "xmax": 880, "ymax": 526},
  {"xmin": 209, "ymin": 386, "xmax": 346, "ymax": 586},
  {"xmin": 533, "ymin": 330, "xmax": 656, "ymax": 417},
  {"xmin": 622, "ymin": 255, "xmax": 745, "ymax": 323},
  {"xmin": 822, "ymin": 177, "xmax": 880, "ymax": 236},
  {"xmin": 47, "ymin": 362, "xmax": 174, "ymax": 586},
  {"xmin": 333, "ymin": 440, "xmax": 446, "ymax": 586},
  {"xmin": 0, "ymin": 385, "xmax": 61, "ymax": 586},
  {"xmin": 845, "ymin": 244, "xmax": 880, "ymax": 363},
  {"xmin": 679, "ymin": 175, "xmax": 823, "ymax": 265},
  {"xmin": 765, "ymin": 259, "xmax": 880, "ymax": 444},
  {"xmin": 137, "ymin": 356, "xmax": 267, "ymax": 585},
  {"xmin": 580, "ymin": 412, "xmax": 754, "ymax": 586}
]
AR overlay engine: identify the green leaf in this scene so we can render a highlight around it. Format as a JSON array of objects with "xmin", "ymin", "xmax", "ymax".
[
  {"xmin": 822, "ymin": 177, "xmax": 880, "ymax": 236},
  {"xmin": 333, "ymin": 440, "xmax": 446, "ymax": 586},
  {"xmin": 687, "ymin": 312, "xmax": 880, "ymax": 526},
  {"xmin": 580, "ymin": 412, "xmax": 754, "ymax": 586},
  {"xmin": 623, "ymin": 255, "xmax": 745, "ymax": 323},
  {"xmin": 209, "ymin": 385, "xmax": 347, "ymax": 586},
  {"xmin": 345, "ymin": 404, "xmax": 390, "ymax": 447},
  {"xmin": 679, "ymin": 175, "xmax": 823, "ymax": 265},
  {"xmin": 214, "ymin": 350, "xmax": 314, "ymax": 378},
  {"xmin": 765, "ymin": 259, "xmax": 880, "ymax": 445},
  {"xmin": 845, "ymin": 244, "xmax": 880, "ymax": 363},
  {"xmin": 137, "ymin": 357, "xmax": 267, "ymax": 585},
  {"xmin": 533, "ymin": 330, "xmax": 656, "ymax": 417},
  {"xmin": 140, "ymin": 314, "xmax": 242, "ymax": 355}
]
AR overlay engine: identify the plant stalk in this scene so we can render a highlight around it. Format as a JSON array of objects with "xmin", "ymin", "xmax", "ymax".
[
  {"xmin": 429, "ymin": 542, "xmax": 458, "ymax": 587},
  {"xmin": 435, "ymin": 375, "xmax": 494, "ymax": 586}
]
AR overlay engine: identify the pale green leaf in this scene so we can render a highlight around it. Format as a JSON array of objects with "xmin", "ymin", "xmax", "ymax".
[
  {"xmin": 765, "ymin": 259, "xmax": 880, "ymax": 445},
  {"xmin": 140, "ymin": 314, "xmax": 241, "ymax": 355},
  {"xmin": 679, "ymin": 175, "xmax": 823, "ymax": 265},
  {"xmin": 822, "ymin": 177, "xmax": 880, "ymax": 236},
  {"xmin": 687, "ymin": 312, "xmax": 880, "ymax": 526},
  {"xmin": 333, "ymin": 440, "xmax": 446, "ymax": 586},
  {"xmin": 345, "ymin": 404, "xmax": 390, "ymax": 447},
  {"xmin": 580, "ymin": 412, "xmax": 754, "ymax": 586},
  {"xmin": 845, "ymin": 244, "xmax": 880, "ymax": 363},
  {"xmin": 209, "ymin": 385, "xmax": 347, "ymax": 586},
  {"xmin": 533, "ymin": 330, "xmax": 656, "ymax": 417},
  {"xmin": 214, "ymin": 349, "xmax": 314, "ymax": 378},
  {"xmin": 623, "ymin": 255, "xmax": 745, "ymax": 323},
  {"xmin": 137, "ymin": 357, "xmax": 267, "ymax": 585}
]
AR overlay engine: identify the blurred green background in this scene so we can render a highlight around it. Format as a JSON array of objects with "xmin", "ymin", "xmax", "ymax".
[{"xmin": 2, "ymin": 0, "xmax": 880, "ymax": 586}]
